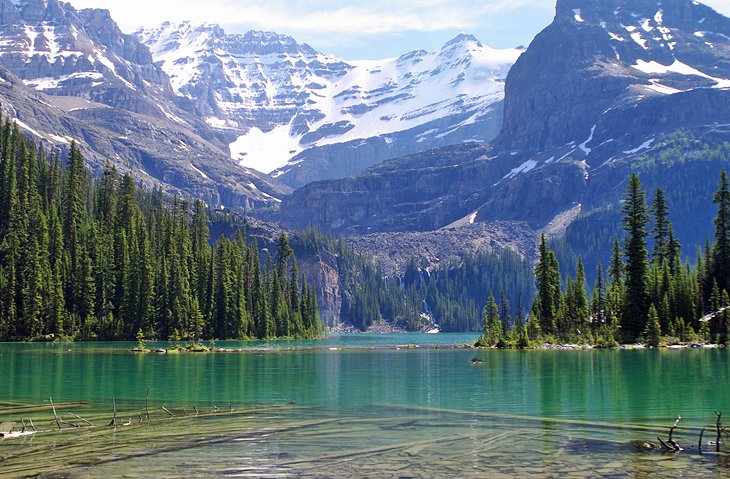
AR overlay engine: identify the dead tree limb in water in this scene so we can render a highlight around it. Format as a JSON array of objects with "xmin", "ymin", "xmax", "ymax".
[
  {"xmin": 69, "ymin": 413, "xmax": 93, "ymax": 426},
  {"xmin": 161, "ymin": 406, "xmax": 174, "ymax": 417},
  {"xmin": 108, "ymin": 397, "xmax": 117, "ymax": 427},
  {"xmin": 49, "ymin": 397, "xmax": 61, "ymax": 430},
  {"xmin": 699, "ymin": 428, "xmax": 705, "ymax": 454},
  {"xmin": 658, "ymin": 416, "xmax": 682, "ymax": 452},
  {"xmin": 145, "ymin": 387, "xmax": 150, "ymax": 422},
  {"xmin": 716, "ymin": 411, "xmax": 723, "ymax": 453}
]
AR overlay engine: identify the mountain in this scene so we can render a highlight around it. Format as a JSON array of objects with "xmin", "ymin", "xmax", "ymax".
[
  {"xmin": 280, "ymin": 0, "xmax": 730, "ymax": 262},
  {"xmin": 137, "ymin": 22, "xmax": 521, "ymax": 188},
  {"xmin": 0, "ymin": 0, "xmax": 286, "ymax": 207}
]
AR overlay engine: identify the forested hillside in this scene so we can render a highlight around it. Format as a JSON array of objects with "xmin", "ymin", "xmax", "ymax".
[
  {"xmin": 0, "ymin": 116, "xmax": 322, "ymax": 341},
  {"xmin": 497, "ymin": 172, "xmax": 730, "ymax": 347}
]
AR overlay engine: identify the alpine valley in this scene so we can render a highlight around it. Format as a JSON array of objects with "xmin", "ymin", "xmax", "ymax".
[{"xmin": 0, "ymin": 0, "xmax": 729, "ymax": 332}]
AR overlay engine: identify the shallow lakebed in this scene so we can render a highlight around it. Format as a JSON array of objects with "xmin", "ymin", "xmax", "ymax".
[{"xmin": 1, "ymin": 334, "xmax": 729, "ymax": 477}]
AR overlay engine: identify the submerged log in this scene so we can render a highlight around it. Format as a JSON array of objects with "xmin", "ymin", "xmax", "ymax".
[
  {"xmin": 716, "ymin": 411, "xmax": 723, "ymax": 453},
  {"xmin": 49, "ymin": 397, "xmax": 61, "ymax": 430},
  {"xmin": 699, "ymin": 427, "xmax": 705, "ymax": 454}
]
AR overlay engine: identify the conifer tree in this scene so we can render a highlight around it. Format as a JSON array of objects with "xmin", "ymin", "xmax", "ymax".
[
  {"xmin": 651, "ymin": 188, "xmax": 670, "ymax": 265},
  {"xmin": 533, "ymin": 234, "xmax": 561, "ymax": 335},
  {"xmin": 713, "ymin": 170, "xmax": 730, "ymax": 293},
  {"xmin": 642, "ymin": 304, "xmax": 661, "ymax": 347},
  {"xmin": 621, "ymin": 174, "xmax": 651, "ymax": 341}
]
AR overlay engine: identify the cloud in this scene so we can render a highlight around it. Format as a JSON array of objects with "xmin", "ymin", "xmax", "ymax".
[{"xmin": 69, "ymin": 0, "xmax": 550, "ymax": 35}]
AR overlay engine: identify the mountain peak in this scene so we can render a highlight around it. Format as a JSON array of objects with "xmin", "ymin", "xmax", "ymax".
[{"xmin": 443, "ymin": 33, "xmax": 481, "ymax": 48}]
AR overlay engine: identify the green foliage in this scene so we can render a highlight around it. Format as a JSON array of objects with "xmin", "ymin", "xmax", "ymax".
[
  {"xmin": 641, "ymin": 304, "xmax": 661, "ymax": 347},
  {"xmin": 478, "ymin": 292, "xmax": 503, "ymax": 347},
  {"xmin": 0, "ymin": 116, "xmax": 323, "ymax": 341},
  {"xmin": 532, "ymin": 169, "xmax": 730, "ymax": 346},
  {"xmin": 621, "ymin": 174, "xmax": 651, "ymax": 342}
]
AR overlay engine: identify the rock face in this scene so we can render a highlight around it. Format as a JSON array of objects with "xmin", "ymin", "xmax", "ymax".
[
  {"xmin": 0, "ymin": 0, "xmax": 287, "ymax": 207},
  {"xmin": 279, "ymin": 0, "xmax": 730, "ymax": 252},
  {"xmin": 0, "ymin": 0, "xmax": 170, "ymax": 115},
  {"xmin": 497, "ymin": 0, "xmax": 730, "ymax": 153},
  {"xmin": 138, "ymin": 23, "xmax": 521, "ymax": 188}
]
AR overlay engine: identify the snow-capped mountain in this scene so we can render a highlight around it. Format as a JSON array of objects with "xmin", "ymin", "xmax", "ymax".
[
  {"xmin": 280, "ymin": 0, "xmax": 730, "ymax": 253},
  {"xmin": 0, "ymin": 0, "xmax": 173, "ymax": 115},
  {"xmin": 0, "ymin": 0, "xmax": 286, "ymax": 208},
  {"xmin": 138, "ymin": 22, "xmax": 522, "ymax": 187}
]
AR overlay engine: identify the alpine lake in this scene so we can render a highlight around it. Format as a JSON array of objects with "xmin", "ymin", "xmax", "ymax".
[{"xmin": 1, "ymin": 334, "xmax": 729, "ymax": 478}]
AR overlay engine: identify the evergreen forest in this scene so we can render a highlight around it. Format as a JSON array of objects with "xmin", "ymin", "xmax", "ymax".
[
  {"xmin": 0, "ymin": 118, "xmax": 323, "ymax": 341},
  {"xmin": 479, "ymin": 171, "xmax": 730, "ymax": 347}
]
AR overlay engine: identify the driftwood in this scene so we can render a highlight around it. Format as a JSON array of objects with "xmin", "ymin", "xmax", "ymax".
[
  {"xmin": 657, "ymin": 416, "xmax": 682, "ymax": 453},
  {"xmin": 49, "ymin": 397, "xmax": 61, "ymax": 430},
  {"xmin": 699, "ymin": 427, "xmax": 705, "ymax": 454},
  {"xmin": 161, "ymin": 406, "xmax": 174, "ymax": 417},
  {"xmin": 69, "ymin": 413, "xmax": 93, "ymax": 427},
  {"xmin": 108, "ymin": 397, "xmax": 117, "ymax": 427}
]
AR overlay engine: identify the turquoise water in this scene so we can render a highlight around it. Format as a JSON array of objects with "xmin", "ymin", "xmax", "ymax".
[{"xmin": 1, "ymin": 335, "xmax": 729, "ymax": 477}]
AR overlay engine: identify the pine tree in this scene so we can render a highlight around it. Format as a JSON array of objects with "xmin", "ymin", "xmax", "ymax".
[
  {"xmin": 651, "ymin": 188, "xmax": 670, "ymax": 266},
  {"xmin": 621, "ymin": 174, "xmax": 651, "ymax": 342},
  {"xmin": 592, "ymin": 264, "xmax": 606, "ymax": 325},
  {"xmin": 499, "ymin": 289, "xmax": 511, "ymax": 335},
  {"xmin": 480, "ymin": 292, "xmax": 502, "ymax": 347},
  {"xmin": 533, "ymin": 234, "xmax": 561, "ymax": 335},
  {"xmin": 713, "ymin": 170, "xmax": 730, "ymax": 293},
  {"xmin": 641, "ymin": 304, "xmax": 661, "ymax": 347}
]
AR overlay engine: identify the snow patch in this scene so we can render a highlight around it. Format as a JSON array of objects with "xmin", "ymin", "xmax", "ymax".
[
  {"xmin": 630, "ymin": 32, "xmax": 649, "ymax": 49},
  {"xmin": 24, "ymin": 72, "xmax": 104, "ymax": 90},
  {"xmin": 646, "ymin": 81, "xmax": 682, "ymax": 95},
  {"xmin": 503, "ymin": 159, "xmax": 537, "ymax": 180},
  {"xmin": 190, "ymin": 162, "xmax": 210, "ymax": 181},
  {"xmin": 573, "ymin": 9, "xmax": 584, "ymax": 22},
  {"xmin": 623, "ymin": 138, "xmax": 655, "ymax": 155},
  {"xmin": 231, "ymin": 124, "xmax": 303, "ymax": 173},
  {"xmin": 632, "ymin": 59, "xmax": 730, "ymax": 88},
  {"xmin": 608, "ymin": 32, "xmax": 625, "ymax": 41},
  {"xmin": 579, "ymin": 125, "xmax": 596, "ymax": 155}
]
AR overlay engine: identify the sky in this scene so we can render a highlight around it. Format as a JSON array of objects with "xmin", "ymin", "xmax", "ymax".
[{"xmin": 70, "ymin": 0, "xmax": 730, "ymax": 60}]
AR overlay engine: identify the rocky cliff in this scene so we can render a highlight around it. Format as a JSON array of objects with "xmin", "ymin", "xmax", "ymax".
[
  {"xmin": 0, "ymin": 0, "xmax": 287, "ymax": 207},
  {"xmin": 279, "ymin": 0, "xmax": 730, "ymax": 259}
]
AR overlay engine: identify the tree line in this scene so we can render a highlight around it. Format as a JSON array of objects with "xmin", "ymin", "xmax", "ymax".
[
  {"xmin": 0, "ymin": 118, "xmax": 322, "ymax": 341},
  {"xmin": 479, "ymin": 171, "xmax": 730, "ymax": 347}
]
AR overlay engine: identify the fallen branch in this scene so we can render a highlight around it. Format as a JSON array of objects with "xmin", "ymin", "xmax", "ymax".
[
  {"xmin": 716, "ymin": 410, "xmax": 723, "ymax": 453},
  {"xmin": 49, "ymin": 397, "xmax": 61, "ymax": 430},
  {"xmin": 108, "ymin": 397, "xmax": 117, "ymax": 427},
  {"xmin": 69, "ymin": 413, "xmax": 93, "ymax": 427},
  {"xmin": 699, "ymin": 427, "xmax": 705, "ymax": 454},
  {"xmin": 657, "ymin": 416, "xmax": 682, "ymax": 453}
]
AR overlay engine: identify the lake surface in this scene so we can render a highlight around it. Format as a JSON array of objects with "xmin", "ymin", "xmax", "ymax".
[{"xmin": 1, "ymin": 334, "xmax": 729, "ymax": 477}]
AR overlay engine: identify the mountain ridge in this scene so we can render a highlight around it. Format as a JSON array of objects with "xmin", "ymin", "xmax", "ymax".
[
  {"xmin": 137, "ymin": 21, "xmax": 522, "ymax": 187},
  {"xmin": 279, "ymin": 0, "xmax": 730, "ymax": 264}
]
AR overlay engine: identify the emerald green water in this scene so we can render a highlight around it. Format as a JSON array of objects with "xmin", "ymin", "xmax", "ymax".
[{"xmin": 1, "ymin": 335, "xmax": 730, "ymax": 477}]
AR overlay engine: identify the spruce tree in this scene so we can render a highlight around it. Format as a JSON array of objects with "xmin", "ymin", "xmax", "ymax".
[
  {"xmin": 641, "ymin": 304, "xmax": 661, "ymax": 347},
  {"xmin": 713, "ymin": 170, "xmax": 730, "ymax": 293},
  {"xmin": 533, "ymin": 234, "xmax": 560, "ymax": 335},
  {"xmin": 651, "ymin": 188, "xmax": 670, "ymax": 265},
  {"xmin": 621, "ymin": 174, "xmax": 651, "ymax": 341}
]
